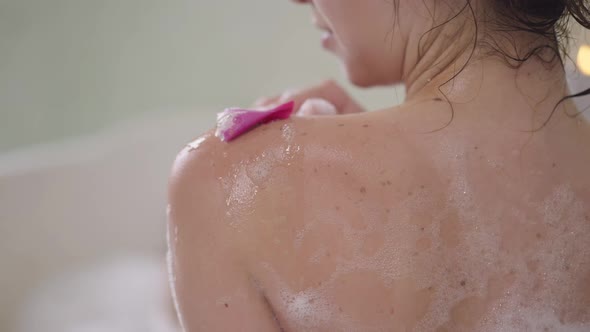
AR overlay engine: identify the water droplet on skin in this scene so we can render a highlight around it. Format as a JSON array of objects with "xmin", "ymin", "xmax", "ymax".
[
  {"xmin": 186, "ymin": 136, "xmax": 207, "ymax": 152},
  {"xmin": 282, "ymin": 123, "xmax": 295, "ymax": 142}
]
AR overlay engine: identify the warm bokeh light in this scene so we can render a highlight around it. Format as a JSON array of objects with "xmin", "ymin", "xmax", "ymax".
[{"xmin": 577, "ymin": 44, "xmax": 590, "ymax": 76}]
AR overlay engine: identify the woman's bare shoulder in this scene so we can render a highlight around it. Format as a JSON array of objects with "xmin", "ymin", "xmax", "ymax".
[
  {"xmin": 167, "ymin": 120, "xmax": 307, "ymax": 331},
  {"xmin": 167, "ymin": 107, "xmax": 441, "ymax": 253},
  {"xmin": 167, "ymin": 117, "xmax": 309, "ymax": 232}
]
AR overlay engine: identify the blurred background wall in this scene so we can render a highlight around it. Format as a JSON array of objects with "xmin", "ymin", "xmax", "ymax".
[{"xmin": 0, "ymin": 0, "xmax": 400, "ymax": 154}]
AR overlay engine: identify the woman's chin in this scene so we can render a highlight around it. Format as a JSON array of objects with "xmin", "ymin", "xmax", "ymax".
[
  {"xmin": 332, "ymin": 51, "xmax": 388, "ymax": 87},
  {"xmin": 341, "ymin": 61, "xmax": 401, "ymax": 88},
  {"xmin": 342, "ymin": 64, "xmax": 377, "ymax": 88},
  {"xmin": 349, "ymin": 76, "xmax": 375, "ymax": 88}
]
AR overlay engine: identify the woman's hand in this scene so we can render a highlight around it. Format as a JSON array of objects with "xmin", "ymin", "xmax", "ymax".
[{"xmin": 254, "ymin": 80, "xmax": 366, "ymax": 116}]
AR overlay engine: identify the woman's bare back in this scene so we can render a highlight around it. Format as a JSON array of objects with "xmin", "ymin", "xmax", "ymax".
[{"xmin": 169, "ymin": 98, "xmax": 590, "ymax": 331}]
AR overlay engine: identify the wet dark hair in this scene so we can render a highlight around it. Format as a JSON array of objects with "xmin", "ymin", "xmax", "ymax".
[
  {"xmin": 490, "ymin": 0, "xmax": 590, "ymax": 63},
  {"xmin": 421, "ymin": 0, "xmax": 590, "ymax": 130}
]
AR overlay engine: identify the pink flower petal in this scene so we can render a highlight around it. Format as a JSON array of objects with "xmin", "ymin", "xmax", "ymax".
[{"xmin": 215, "ymin": 101, "xmax": 295, "ymax": 142}]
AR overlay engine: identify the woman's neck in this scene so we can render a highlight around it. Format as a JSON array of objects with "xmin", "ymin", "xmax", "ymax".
[
  {"xmin": 403, "ymin": 51, "xmax": 574, "ymax": 131},
  {"xmin": 400, "ymin": 7, "xmax": 571, "ymax": 128}
]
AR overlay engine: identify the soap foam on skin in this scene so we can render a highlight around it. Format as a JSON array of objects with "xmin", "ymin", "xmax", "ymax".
[
  {"xmin": 215, "ymin": 111, "xmax": 238, "ymax": 141},
  {"xmin": 415, "ymin": 138, "xmax": 590, "ymax": 331},
  {"xmin": 265, "ymin": 134, "xmax": 590, "ymax": 331},
  {"xmin": 542, "ymin": 184, "xmax": 579, "ymax": 226},
  {"xmin": 220, "ymin": 123, "xmax": 302, "ymax": 229},
  {"xmin": 225, "ymin": 166, "xmax": 258, "ymax": 223},
  {"xmin": 267, "ymin": 142, "xmax": 444, "ymax": 330},
  {"xmin": 309, "ymin": 247, "xmax": 329, "ymax": 264},
  {"xmin": 281, "ymin": 289, "xmax": 334, "ymax": 329},
  {"xmin": 266, "ymin": 174, "xmax": 440, "ymax": 331},
  {"xmin": 413, "ymin": 140, "xmax": 509, "ymax": 330},
  {"xmin": 264, "ymin": 263, "xmax": 393, "ymax": 332},
  {"xmin": 282, "ymin": 123, "xmax": 296, "ymax": 143}
]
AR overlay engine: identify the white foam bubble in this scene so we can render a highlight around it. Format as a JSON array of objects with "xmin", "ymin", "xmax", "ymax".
[
  {"xmin": 281, "ymin": 123, "xmax": 295, "ymax": 142},
  {"xmin": 256, "ymin": 135, "xmax": 590, "ymax": 331},
  {"xmin": 215, "ymin": 110, "xmax": 238, "ymax": 140},
  {"xmin": 309, "ymin": 247, "xmax": 328, "ymax": 264},
  {"xmin": 224, "ymin": 166, "xmax": 258, "ymax": 224}
]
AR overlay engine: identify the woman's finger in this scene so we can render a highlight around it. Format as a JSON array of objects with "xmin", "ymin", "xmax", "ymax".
[
  {"xmin": 253, "ymin": 95, "xmax": 280, "ymax": 107},
  {"xmin": 254, "ymin": 80, "xmax": 365, "ymax": 115},
  {"xmin": 296, "ymin": 98, "xmax": 338, "ymax": 116},
  {"xmin": 281, "ymin": 80, "xmax": 365, "ymax": 114},
  {"xmin": 254, "ymin": 87, "xmax": 304, "ymax": 107}
]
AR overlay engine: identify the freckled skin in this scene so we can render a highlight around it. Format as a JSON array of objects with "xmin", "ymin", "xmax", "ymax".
[
  {"xmin": 167, "ymin": 0, "xmax": 590, "ymax": 329},
  {"xmin": 169, "ymin": 94, "xmax": 590, "ymax": 331}
]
